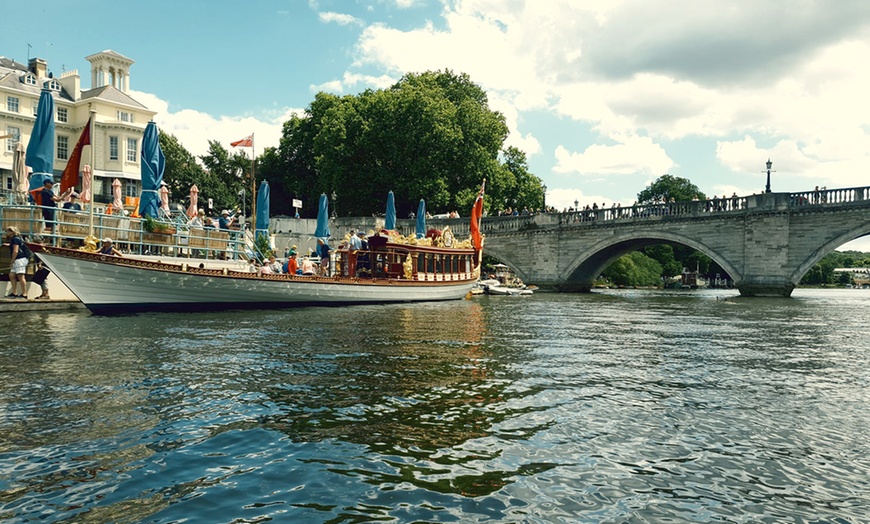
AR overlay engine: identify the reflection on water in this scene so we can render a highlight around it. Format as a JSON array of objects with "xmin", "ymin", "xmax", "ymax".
[{"xmin": 1, "ymin": 290, "xmax": 869, "ymax": 522}]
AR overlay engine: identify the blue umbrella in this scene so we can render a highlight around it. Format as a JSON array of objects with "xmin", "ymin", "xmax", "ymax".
[
  {"xmin": 385, "ymin": 191, "xmax": 396, "ymax": 230},
  {"xmin": 315, "ymin": 193, "xmax": 330, "ymax": 239},
  {"xmin": 139, "ymin": 121, "xmax": 165, "ymax": 218},
  {"xmin": 415, "ymin": 199, "xmax": 426, "ymax": 239},
  {"xmin": 26, "ymin": 89, "xmax": 55, "ymax": 195},
  {"xmin": 255, "ymin": 180, "xmax": 270, "ymax": 242},
  {"xmin": 314, "ymin": 193, "xmax": 331, "ymax": 257}
]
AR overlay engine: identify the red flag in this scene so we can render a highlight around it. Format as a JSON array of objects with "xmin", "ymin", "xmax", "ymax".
[
  {"xmin": 470, "ymin": 179, "xmax": 486, "ymax": 252},
  {"xmin": 59, "ymin": 116, "xmax": 91, "ymax": 194},
  {"xmin": 231, "ymin": 134, "xmax": 253, "ymax": 147}
]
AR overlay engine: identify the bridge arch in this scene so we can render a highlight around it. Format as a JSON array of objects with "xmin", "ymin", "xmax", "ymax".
[
  {"xmin": 791, "ymin": 224, "xmax": 870, "ymax": 284},
  {"xmin": 561, "ymin": 231, "xmax": 744, "ymax": 291}
]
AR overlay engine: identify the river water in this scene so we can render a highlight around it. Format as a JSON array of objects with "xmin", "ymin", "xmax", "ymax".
[{"xmin": 1, "ymin": 289, "xmax": 868, "ymax": 523}]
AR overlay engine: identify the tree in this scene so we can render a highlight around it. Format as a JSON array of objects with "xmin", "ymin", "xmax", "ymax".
[
  {"xmin": 259, "ymin": 70, "xmax": 533, "ymax": 218},
  {"xmin": 199, "ymin": 141, "xmax": 252, "ymax": 215},
  {"xmin": 160, "ymin": 131, "xmax": 212, "ymax": 213},
  {"xmin": 603, "ymin": 251, "xmax": 663, "ymax": 287},
  {"xmin": 637, "ymin": 174, "xmax": 705, "ymax": 204},
  {"xmin": 643, "ymin": 244, "xmax": 683, "ymax": 278}
]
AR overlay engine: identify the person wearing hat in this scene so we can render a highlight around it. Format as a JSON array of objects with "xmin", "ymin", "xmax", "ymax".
[
  {"xmin": 98, "ymin": 238, "xmax": 123, "ymax": 257},
  {"xmin": 29, "ymin": 179, "xmax": 72, "ymax": 233},
  {"xmin": 218, "ymin": 209, "xmax": 235, "ymax": 231},
  {"xmin": 356, "ymin": 230, "xmax": 371, "ymax": 274},
  {"xmin": 62, "ymin": 192, "xmax": 82, "ymax": 212}
]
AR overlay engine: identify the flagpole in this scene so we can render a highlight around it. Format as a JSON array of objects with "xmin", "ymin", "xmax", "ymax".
[
  {"xmin": 250, "ymin": 133, "xmax": 256, "ymax": 232},
  {"xmin": 87, "ymin": 109, "xmax": 96, "ymax": 241}
]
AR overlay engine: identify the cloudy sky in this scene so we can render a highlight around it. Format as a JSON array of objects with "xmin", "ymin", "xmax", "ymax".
[{"xmin": 7, "ymin": 0, "xmax": 870, "ymax": 246}]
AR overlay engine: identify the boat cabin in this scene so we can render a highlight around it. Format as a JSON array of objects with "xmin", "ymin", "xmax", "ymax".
[{"xmin": 336, "ymin": 233, "xmax": 477, "ymax": 282}]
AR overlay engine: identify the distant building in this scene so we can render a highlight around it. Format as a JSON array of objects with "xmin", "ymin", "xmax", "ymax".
[{"xmin": 0, "ymin": 50, "xmax": 156, "ymax": 211}]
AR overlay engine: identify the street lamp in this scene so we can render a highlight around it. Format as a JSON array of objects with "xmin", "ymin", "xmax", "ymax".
[
  {"xmin": 331, "ymin": 191, "xmax": 337, "ymax": 218},
  {"xmin": 574, "ymin": 199, "xmax": 579, "ymax": 211},
  {"xmin": 764, "ymin": 158, "xmax": 775, "ymax": 193},
  {"xmin": 542, "ymin": 184, "xmax": 547, "ymax": 209}
]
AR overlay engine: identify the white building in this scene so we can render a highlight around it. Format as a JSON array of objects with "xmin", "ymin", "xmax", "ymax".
[{"xmin": 0, "ymin": 50, "xmax": 155, "ymax": 210}]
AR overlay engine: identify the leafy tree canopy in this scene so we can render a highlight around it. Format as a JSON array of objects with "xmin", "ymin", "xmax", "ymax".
[
  {"xmin": 637, "ymin": 174, "xmax": 705, "ymax": 204},
  {"xmin": 259, "ymin": 70, "xmax": 543, "ymax": 218}
]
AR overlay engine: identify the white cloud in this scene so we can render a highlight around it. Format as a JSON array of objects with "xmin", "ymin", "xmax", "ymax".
[
  {"xmin": 553, "ymin": 136, "xmax": 673, "ymax": 176},
  {"xmin": 318, "ymin": 11, "xmax": 363, "ymax": 26},
  {"xmin": 130, "ymin": 90, "xmax": 295, "ymax": 160}
]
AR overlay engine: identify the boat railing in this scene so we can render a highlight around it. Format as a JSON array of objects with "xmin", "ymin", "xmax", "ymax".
[{"xmin": 1, "ymin": 203, "xmax": 250, "ymax": 261}]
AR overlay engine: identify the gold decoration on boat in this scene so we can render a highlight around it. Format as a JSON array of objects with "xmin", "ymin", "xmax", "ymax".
[{"xmin": 403, "ymin": 254, "xmax": 413, "ymax": 280}]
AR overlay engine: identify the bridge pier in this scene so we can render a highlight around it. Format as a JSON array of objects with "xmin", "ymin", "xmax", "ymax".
[{"xmin": 736, "ymin": 279, "xmax": 795, "ymax": 297}]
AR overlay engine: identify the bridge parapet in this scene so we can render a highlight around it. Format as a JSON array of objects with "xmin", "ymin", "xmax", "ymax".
[{"xmin": 470, "ymin": 186, "xmax": 870, "ymax": 233}]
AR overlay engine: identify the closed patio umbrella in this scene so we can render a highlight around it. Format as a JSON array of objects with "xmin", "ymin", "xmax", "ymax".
[
  {"xmin": 80, "ymin": 165, "xmax": 92, "ymax": 204},
  {"xmin": 159, "ymin": 183, "xmax": 170, "ymax": 214},
  {"xmin": 112, "ymin": 179, "xmax": 123, "ymax": 212},
  {"xmin": 385, "ymin": 190, "xmax": 396, "ymax": 230},
  {"xmin": 255, "ymin": 180, "xmax": 270, "ymax": 242},
  {"xmin": 26, "ymin": 89, "xmax": 55, "ymax": 194},
  {"xmin": 416, "ymin": 199, "xmax": 426, "ymax": 239},
  {"xmin": 187, "ymin": 184, "xmax": 199, "ymax": 217},
  {"xmin": 12, "ymin": 142, "xmax": 27, "ymax": 203},
  {"xmin": 139, "ymin": 121, "xmax": 165, "ymax": 219}
]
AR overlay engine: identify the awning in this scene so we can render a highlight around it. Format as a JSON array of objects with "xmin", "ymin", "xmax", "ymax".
[{"xmin": 94, "ymin": 169, "xmax": 140, "ymax": 181}]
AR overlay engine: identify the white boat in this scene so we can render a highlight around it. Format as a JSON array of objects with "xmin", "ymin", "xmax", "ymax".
[
  {"xmin": 485, "ymin": 284, "xmax": 534, "ymax": 296},
  {"xmin": 31, "ymin": 232, "xmax": 481, "ymax": 315}
]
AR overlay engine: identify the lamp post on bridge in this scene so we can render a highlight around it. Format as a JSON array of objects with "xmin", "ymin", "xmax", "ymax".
[
  {"xmin": 764, "ymin": 158, "xmax": 775, "ymax": 193},
  {"xmin": 542, "ymin": 184, "xmax": 547, "ymax": 210},
  {"xmin": 574, "ymin": 199, "xmax": 579, "ymax": 211}
]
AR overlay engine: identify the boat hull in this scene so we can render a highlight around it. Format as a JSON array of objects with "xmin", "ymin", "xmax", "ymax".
[{"xmin": 36, "ymin": 247, "xmax": 476, "ymax": 315}]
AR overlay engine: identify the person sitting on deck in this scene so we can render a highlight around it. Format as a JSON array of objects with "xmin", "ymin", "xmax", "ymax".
[
  {"xmin": 98, "ymin": 238, "xmax": 123, "ymax": 257},
  {"xmin": 301, "ymin": 257, "xmax": 316, "ymax": 275}
]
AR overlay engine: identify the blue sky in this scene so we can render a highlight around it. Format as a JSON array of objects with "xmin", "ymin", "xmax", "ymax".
[{"xmin": 6, "ymin": 0, "xmax": 870, "ymax": 249}]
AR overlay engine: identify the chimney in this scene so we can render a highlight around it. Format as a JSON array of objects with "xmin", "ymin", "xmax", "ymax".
[
  {"xmin": 59, "ymin": 69, "xmax": 81, "ymax": 100},
  {"xmin": 28, "ymin": 57, "xmax": 48, "ymax": 78}
]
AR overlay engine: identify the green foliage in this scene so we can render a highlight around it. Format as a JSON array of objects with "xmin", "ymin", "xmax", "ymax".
[
  {"xmin": 258, "ymin": 70, "xmax": 541, "ymax": 218},
  {"xmin": 637, "ymin": 174, "xmax": 705, "ymax": 204},
  {"xmin": 603, "ymin": 251, "xmax": 663, "ymax": 287},
  {"xmin": 643, "ymin": 245, "xmax": 683, "ymax": 278},
  {"xmin": 254, "ymin": 233, "xmax": 272, "ymax": 260},
  {"xmin": 800, "ymin": 250, "xmax": 868, "ymax": 285},
  {"xmin": 160, "ymin": 131, "xmax": 248, "ymax": 216}
]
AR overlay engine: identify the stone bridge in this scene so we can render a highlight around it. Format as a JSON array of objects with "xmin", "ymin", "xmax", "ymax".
[{"xmin": 430, "ymin": 186, "xmax": 870, "ymax": 297}]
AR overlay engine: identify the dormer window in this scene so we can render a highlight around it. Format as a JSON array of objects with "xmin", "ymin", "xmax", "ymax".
[
  {"xmin": 22, "ymin": 74, "xmax": 37, "ymax": 86},
  {"xmin": 44, "ymin": 79, "xmax": 60, "ymax": 91}
]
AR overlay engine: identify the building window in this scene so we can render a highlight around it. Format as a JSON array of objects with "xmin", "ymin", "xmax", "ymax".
[
  {"xmin": 5, "ymin": 176, "xmax": 11, "ymax": 190},
  {"xmin": 125, "ymin": 180, "xmax": 138, "ymax": 198},
  {"xmin": 6, "ymin": 96, "xmax": 19, "ymax": 113},
  {"xmin": 57, "ymin": 107, "xmax": 68, "ymax": 123},
  {"xmin": 109, "ymin": 136, "xmax": 119, "ymax": 160},
  {"xmin": 126, "ymin": 137, "xmax": 137, "ymax": 162},
  {"xmin": 5, "ymin": 127, "xmax": 20, "ymax": 152},
  {"xmin": 32, "ymin": 102, "xmax": 38, "ymax": 116},
  {"xmin": 57, "ymin": 135, "xmax": 69, "ymax": 160},
  {"xmin": 22, "ymin": 74, "xmax": 37, "ymax": 86},
  {"xmin": 117, "ymin": 111, "xmax": 133, "ymax": 123},
  {"xmin": 45, "ymin": 79, "xmax": 60, "ymax": 91}
]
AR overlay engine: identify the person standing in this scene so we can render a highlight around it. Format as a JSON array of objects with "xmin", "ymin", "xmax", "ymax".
[
  {"xmin": 30, "ymin": 179, "xmax": 72, "ymax": 233},
  {"xmin": 4, "ymin": 227, "xmax": 29, "ymax": 298},
  {"xmin": 317, "ymin": 238, "xmax": 332, "ymax": 276}
]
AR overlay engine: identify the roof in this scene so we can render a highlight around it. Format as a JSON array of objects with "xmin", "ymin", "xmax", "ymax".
[
  {"xmin": 0, "ymin": 56, "xmax": 27, "ymax": 73},
  {"xmin": 0, "ymin": 69, "xmax": 75, "ymax": 103},
  {"xmin": 81, "ymin": 85, "xmax": 149, "ymax": 109},
  {"xmin": 85, "ymin": 50, "xmax": 135, "ymax": 64}
]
